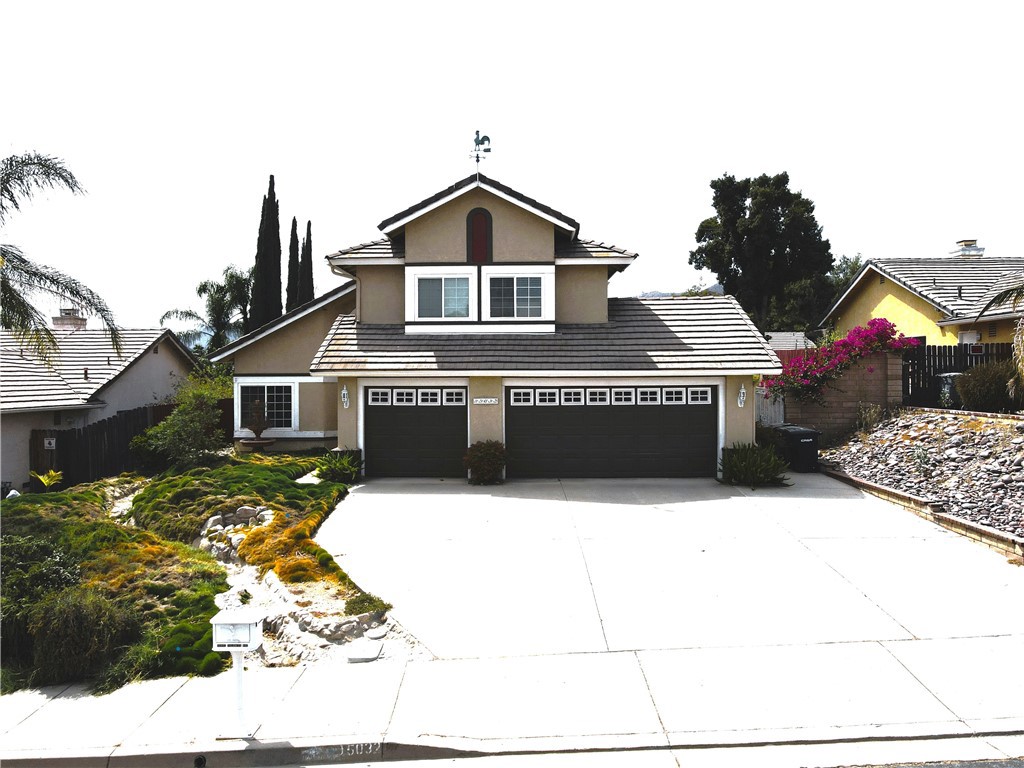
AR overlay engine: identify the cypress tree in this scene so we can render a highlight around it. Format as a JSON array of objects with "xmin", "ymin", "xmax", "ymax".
[
  {"xmin": 298, "ymin": 220, "xmax": 314, "ymax": 305},
  {"xmin": 248, "ymin": 175, "xmax": 282, "ymax": 331},
  {"xmin": 286, "ymin": 216, "xmax": 300, "ymax": 311}
]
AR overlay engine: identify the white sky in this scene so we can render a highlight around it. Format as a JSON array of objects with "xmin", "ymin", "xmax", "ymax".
[{"xmin": 4, "ymin": 0, "xmax": 1022, "ymax": 330}]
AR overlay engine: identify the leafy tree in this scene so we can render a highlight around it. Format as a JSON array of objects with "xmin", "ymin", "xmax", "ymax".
[
  {"xmin": 298, "ymin": 220, "xmax": 314, "ymax": 305},
  {"xmin": 160, "ymin": 265, "xmax": 251, "ymax": 353},
  {"xmin": 689, "ymin": 172, "xmax": 833, "ymax": 331},
  {"xmin": 286, "ymin": 216, "xmax": 300, "ymax": 311},
  {"xmin": 0, "ymin": 152, "xmax": 121, "ymax": 360},
  {"xmin": 976, "ymin": 279, "xmax": 1024, "ymax": 400},
  {"xmin": 248, "ymin": 175, "xmax": 281, "ymax": 331}
]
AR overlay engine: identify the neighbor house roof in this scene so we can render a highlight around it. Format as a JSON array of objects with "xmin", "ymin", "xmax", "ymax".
[
  {"xmin": 764, "ymin": 331, "xmax": 817, "ymax": 351},
  {"xmin": 1, "ymin": 329, "xmax": 194, "ymax": 413},
  {"xmin": 211, "ymin": 282, "xmax": 356, "ymax": 362},
  {"xmin": 822, "ymin": 256, "xmax": 1024, "ymax": 327},
  {"xmin": 377, "ymin": 173, "xmax": 580, "ymax": 238},
  {"xmin": 309, "ymin": 296, "xmax": 781, "ymax": 376}
]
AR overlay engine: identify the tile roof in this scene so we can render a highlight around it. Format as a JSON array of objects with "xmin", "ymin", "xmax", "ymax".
[
  {"xmin": 764, "ymin": 331, "xmax": 817, "ymax": 350},
  {"xmin": 325, "ymin": 237, "xmax": 636, "ymax": 263},
  {"xmin": 1, "ymin": 329, "xmax": 192, "ymax": 412},
  {"xmin": 377, "ymin": 173, "xmax": 580, "ymax": 236},
  {"xmin": 326, "ymin": 239, "xmax": 403, "ymax": 260},
  {"xmin": 310, "ymin": 296, "xmax": 780, "ymax": 375},
  {"xmin": 211, "ymin": 282, "xmax": 356, "ymax": 361},
  {"xmin": 825, "ymin": 256, "xmax": 1024, "ymax": 325}
]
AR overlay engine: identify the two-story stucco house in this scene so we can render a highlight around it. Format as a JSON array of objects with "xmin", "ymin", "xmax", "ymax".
[
  {"xmin": 822, "ymin": 240, "xmax": 1024, "ymax": 345},
  {"xmin": 215, "ymin": 173, "xmax": 781, "ymax": 478}
]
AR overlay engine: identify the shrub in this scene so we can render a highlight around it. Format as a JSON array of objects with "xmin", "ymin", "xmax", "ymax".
[
  {"xmin": 344, "ymin": 592, "xmax": 392, "ymax": 617},
  {"xmin": 317, "ymin": 450, "xmax": 362, "ymax": 483},
  {"xmin": 464, "ymin": 440, "xmax": 506, "ymax": 485},
  {"xmin": 956, "ymin": 360, "xmax": 1022, "ymax": 413},
  {"xmin": 719, "ymin": 442, "xmax": 792, "ymax": 489},
  {"xmin": 28, "ymin": 587, "xmax": 141, "ymax": 686},
  {"xmin": 131, "ymin": 390, "xmax": 225, "ymax": 470},
  {"xmin": 762, "ymin": 318, "xmax": 918, "ymax": 404}
]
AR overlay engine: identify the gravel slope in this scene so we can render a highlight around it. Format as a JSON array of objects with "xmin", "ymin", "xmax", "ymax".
[{"xmin": 821, "ymin": 409, "xmax": 1024, "ymax": 539}]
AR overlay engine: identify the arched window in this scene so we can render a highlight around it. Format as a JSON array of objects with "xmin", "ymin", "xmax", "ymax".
[{"xmin": 466, "ymin": 208, "xmax": 492, "ymax": 263}]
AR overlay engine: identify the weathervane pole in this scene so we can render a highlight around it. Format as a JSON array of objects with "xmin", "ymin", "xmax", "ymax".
[{"xmin": 471, "ymin": 130, "xmax": 492, "ymax": 178}]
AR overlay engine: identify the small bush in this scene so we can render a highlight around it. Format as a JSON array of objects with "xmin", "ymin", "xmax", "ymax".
[
  {"xmin": 317, "ymin": 450, "xmax": 362, "ymax": 483},
  {"xmin": 464, "ymin": 440, "xmax": 506, "ymax": 485},
  {"xmin": 28, "ymin": 587, "xmax": 141, "ymax": 686},
  {"xmin": 955, "ymin": 360, "xmax": 1022, "ymax": 413},
  {"xmin": 131, "ymin": 391, "xmax": 225, "ymax": 470},
  {"xmin": 719, "ymin": 442, "xmax": 792, "ymax": 489},
  {"xmin": 345, "ymin": 592, "xmax": 392, "ymax": 617}
]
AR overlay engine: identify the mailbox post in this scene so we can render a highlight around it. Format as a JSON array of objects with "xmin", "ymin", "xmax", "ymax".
[{"xmin": 211, "ymin": 609, "xmax": 264, "ymax": 738}]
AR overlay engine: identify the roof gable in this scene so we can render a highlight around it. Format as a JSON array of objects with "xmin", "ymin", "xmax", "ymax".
[
  {"xmin": 822, "ymin": 256, "xmax": 1024, "ymax": 326},
  {"xmin": 377, "ymin": 174, "xmax": 580, "ymax": 238}
]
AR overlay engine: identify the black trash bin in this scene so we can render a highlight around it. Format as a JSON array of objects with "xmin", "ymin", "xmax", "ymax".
[{"xmin": 773, "ymin": 424, "xmax": 821, "ymax": 472}]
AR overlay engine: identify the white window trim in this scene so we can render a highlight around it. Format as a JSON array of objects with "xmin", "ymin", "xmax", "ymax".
[
  {"xmin": 234, "ymin": 377, "xmax": 301, "ymax": 438},
  {"xmin": 443, "ymin": 389, "xmax": 466, "ymax": 406},
  {"xmin": 405, "ymin": 266, "xmax": 478, "ymax": 323},
  {"xmin": 418, "ymin": 389, "xmax": 442, "ymax": 406},
  {"xmin": 368, "ymin": 388, "xmax": 391, "ymax": 406},
  {"xmin": 638, "ymin": 387, "xmax": 661, "ymax": 405},
  {"xmin": 480, "ymin": 264, "xmax": 555, "ymax": 322},
  {"xmin": 611, "ymin": 387, "xmax": 636, "ymax": 405},
  {"xmin": 586, "ymin": 388, "xmax": 610, "ymax": 405},
  {"xmin": 663, "ymin": 388, "xmax": 686, "ymax": 405},
  {"xmin": 688, "ymin": 387, "xmax": 712, "ymax": 404},
  {"xmin": 510, "ymin": 389, "xmax": 534, "ymax": 406},
  {"xmin": 393, "ymin": 388, "xmax": 416, "ymax": 405},
  {"xmin": 561, "ymin": 388, "xmax": 584, "ymax": 405},
  {"xmin": 536, "ymin": 388, "xmax": 559, "ymax": 405}
]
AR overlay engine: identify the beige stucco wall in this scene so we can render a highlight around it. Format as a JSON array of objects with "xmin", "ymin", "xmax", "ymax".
[
  {"xmin": 555, "ymin": 265, "xmax": 608, "ymax": 323},
  {"xmin": 335, "ymin": 377, "xmax": 360, "ymax": 449},
  {"xmin": 405, "ymin": 188, "xmax": 554, "ymax": 264},
  {"xmin": 468, "ymin": 377, "xmax": 503, "ymax": 443},
  {"xmin": 230, "ymin": 292, "xmax": 355, "ymax": 374},
  {"xmin": 298, "ymin": 381, "xmax": 338, "ymax": 433},
  {"xmin": 97, "ymin": 341, "xmax": 193, "ymax": 413},
  {"xmin": 723, "ymin": 376, "xmax": 756, "ymax": 446},
  {"xmin": 356, "ymin": 267, "xmax": 404, "ymax": 323}
]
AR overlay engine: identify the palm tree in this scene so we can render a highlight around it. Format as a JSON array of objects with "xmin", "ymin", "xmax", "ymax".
[
  {"xmin": 161, "ymin": 266, "xmax": 252, "ymax": 353},
  {"xmin": 976, "ymin": 278, "xmax": 1024, "ymax": 397},
  {"xmin": 1, "ymin": 152, "xmax": 121, "ymax": 359}
]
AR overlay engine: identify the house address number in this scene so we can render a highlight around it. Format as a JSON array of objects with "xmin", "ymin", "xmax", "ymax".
[{"xmin": 473, "ymin": 397, "xmax": 499, "ymax": 405}]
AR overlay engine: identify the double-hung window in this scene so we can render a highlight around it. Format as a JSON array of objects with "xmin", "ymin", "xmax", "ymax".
[
  {"xmin": 489, "ymin": 276, "xmax": 543, "ymax": 318},
  {"xmin": 418, "ymin": 277, "xmax": 469, "ymax": 318}
]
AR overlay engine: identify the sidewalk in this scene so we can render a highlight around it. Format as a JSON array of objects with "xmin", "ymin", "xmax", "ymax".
[{"xmin": 2, "ymin": 637, "xmax": 1022, "ymax": 767}]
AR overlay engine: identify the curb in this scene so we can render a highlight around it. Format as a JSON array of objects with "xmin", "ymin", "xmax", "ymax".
[{"xmin": 821, "ymin": 466, "xmax": 1024, "ymax": 558}]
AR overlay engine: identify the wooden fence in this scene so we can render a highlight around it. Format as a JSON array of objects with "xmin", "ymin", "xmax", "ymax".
[
  {"xmin": 29, "ymin": 399, "xmax": 234, "ymax": 490},
  {"xmin": 902, "ymin": 343, "xmax": 1013, "ymax": 406}
]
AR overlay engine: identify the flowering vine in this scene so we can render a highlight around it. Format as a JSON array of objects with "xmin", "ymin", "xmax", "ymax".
[{"xmin": 762, "ymin": 318, "xmax": 919, "ymax": 405}]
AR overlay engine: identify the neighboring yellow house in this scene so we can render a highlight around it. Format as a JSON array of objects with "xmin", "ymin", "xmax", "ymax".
[{"xmin": 822, "ymin": 240, "xmax": 1024, "ymax": 345}]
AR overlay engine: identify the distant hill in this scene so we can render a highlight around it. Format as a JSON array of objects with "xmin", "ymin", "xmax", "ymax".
[{"xmin": 640, "ymin": 284, "xmax": 724, "ymax": 298}]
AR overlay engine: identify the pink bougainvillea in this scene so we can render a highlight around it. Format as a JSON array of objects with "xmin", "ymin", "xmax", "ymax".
[{"xmin": 762, "ymin": 318, "xmax": 918, "ymax": 404}]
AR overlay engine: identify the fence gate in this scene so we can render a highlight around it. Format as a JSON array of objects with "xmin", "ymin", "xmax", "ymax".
[{"xmin": 902, "ymin": 342, "xmax": 1013, "ymax": 407}]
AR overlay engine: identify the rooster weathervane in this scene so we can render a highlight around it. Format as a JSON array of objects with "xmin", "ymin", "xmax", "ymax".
[{"xmin": 471, "ymin": 130, "xmax": 492, "ymax": 171}]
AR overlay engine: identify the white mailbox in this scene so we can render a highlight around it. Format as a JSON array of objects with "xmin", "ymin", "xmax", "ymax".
[{"xmin": 211, "ymin": 609, "xmax": 264, "ymax": 652}]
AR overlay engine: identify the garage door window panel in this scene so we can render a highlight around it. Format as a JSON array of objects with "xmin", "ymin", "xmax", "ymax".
[
  {"xmin": 587, "ymin": 388, "xmax": 609, "ymax": 405},
  {"xmin": 688, "ymin": 387, "xmax": 712, "ymax": 404},
  {"xmin": 536, "ymin": 389, "xmax": 558, "ymax": 405}
]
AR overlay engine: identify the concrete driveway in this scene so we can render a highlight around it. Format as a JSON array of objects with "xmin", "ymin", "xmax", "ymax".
[{"xmin": 315, "ymin": 474, "xmax": 1024, "ymax": 659}]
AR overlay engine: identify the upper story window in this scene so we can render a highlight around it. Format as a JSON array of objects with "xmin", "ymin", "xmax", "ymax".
[
  {"xmin": 417, "ymin": 276, "xmax": 469, "ymax": 318},
  {"xmin": 467, "ymin": 208, "xmax": 492, "ymax": 263},
  {"xmin": 489, "ymin": 276, "xmax": 542, "ymax": 318}
]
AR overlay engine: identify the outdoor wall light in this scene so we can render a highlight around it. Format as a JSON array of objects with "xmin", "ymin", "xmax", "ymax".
[
  {"xmin": 738, "ymin": 383, "xmax": 747, "ymax": 408},
  {"xmin": 341, "ymin": 385, "xmax": 350, "ymax": 409}
]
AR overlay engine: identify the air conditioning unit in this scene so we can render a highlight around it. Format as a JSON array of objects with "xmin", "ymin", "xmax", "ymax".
[{"xmin": 958, "ymin": 331, "xmax": 980, "ymax": 344}]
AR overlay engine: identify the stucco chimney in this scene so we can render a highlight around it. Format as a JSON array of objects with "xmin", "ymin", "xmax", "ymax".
[
  {"xmin": 950, "ymin": 239, "xmax": 985, "ymax": 257},
  {"xmin": 52, "ymin": 307, "xmax": 87, "ymax": 330}
]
